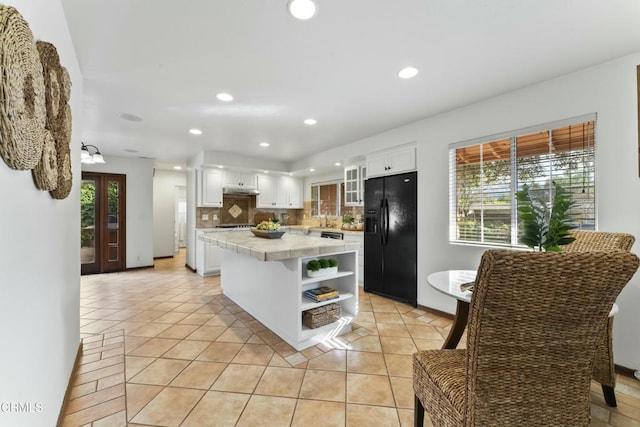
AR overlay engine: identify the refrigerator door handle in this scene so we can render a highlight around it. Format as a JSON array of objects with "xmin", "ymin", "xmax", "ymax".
[
  {"xmin": 383, "ymin": 198, "xmax": 390, "ymax": 246},
  {"xmin": 378, "ymin": 199, "xmax": 385, "ymax": 245}
]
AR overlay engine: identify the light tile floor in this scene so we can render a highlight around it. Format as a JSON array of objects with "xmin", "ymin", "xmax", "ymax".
[{"xmin": 61, "ymin": 250, "xmax": 640, "ymax": 426}]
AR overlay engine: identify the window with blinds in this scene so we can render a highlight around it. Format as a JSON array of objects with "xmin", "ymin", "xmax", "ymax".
[
  {"xmin": 449, "ymin": 115, "xmax": 596, "ymax": 247},
  {"xmin": 311, "ymin": 182, "xmax": 342, "ymax": 217}
]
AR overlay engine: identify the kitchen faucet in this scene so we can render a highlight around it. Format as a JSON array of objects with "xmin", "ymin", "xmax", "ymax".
[{"xmin": 324, "ymin": 213, "xmax": 329, "ymax": 228}]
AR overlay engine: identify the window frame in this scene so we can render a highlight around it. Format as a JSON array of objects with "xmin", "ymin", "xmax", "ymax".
[
  {"xmin": 310, "ymin": 180, "xmax": 343, "ymax": 217},
  {"xmin": 449, "ymin": 113, "xmax": 597, "ymax": 248}
]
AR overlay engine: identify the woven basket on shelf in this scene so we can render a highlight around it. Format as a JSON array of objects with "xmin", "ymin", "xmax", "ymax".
[
  {"xmin": 302, "ymin": 303, "xmax": 341, "ymax": 329},
  {"xmin": 0, "ymin": 6, "xmax": 46, "ymax": 170},
  {"xmin": 32, "ymin": 130, "xmax": 58, "ymax": 190}
]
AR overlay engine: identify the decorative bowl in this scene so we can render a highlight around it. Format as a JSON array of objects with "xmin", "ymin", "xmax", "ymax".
[{"xmin": 251, "ymin": 228, "xmax": 286, "ymax": 239}]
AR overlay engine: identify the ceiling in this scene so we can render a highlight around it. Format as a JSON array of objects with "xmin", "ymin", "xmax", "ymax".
[{"xmin": 61, "ymin": 0, "xmax": 640, "ymax": 173}]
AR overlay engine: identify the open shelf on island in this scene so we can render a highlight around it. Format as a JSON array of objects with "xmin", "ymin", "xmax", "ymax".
[
  {"xmin": 300, "ymin": 270, "xmax": 354, "ymax": 286},
  {"xmin": 300, "ymin": 314, "xmax": 353, "ymax": 340},
  {"xmin": 301, "ymin": 292, "xmax": 355, "ymax": 311}
]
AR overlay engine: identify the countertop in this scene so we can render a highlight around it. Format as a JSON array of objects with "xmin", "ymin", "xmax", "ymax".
[
  {"xmin": 195, "ymin": 225, "xmax": 364, "ymax": 235},
  {"xmin": 281, "ymin": 225, "xmax": 364, "ymax": 235},
  {"xmin": 199, "ymin": 231, "xmax": 359, "ymax": 262}
]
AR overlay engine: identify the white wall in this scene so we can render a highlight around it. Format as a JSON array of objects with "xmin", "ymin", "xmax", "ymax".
[
  {"xmin": 83, "ymin": 156, "xmax": 154, "ymax": 268},
  {"xmin": 0, "ymin": 1, "xmax": 82, "ymax": 425},
  {"xmin": 153, "ymin": 169, "xmax": 186, "ymax": 257},
  {"xmin": 302, "ymin": 51, "xmax": 640, "ymax": 370}
]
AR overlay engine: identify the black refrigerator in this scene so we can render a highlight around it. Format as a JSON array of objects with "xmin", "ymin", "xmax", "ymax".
[{"xmin": 364, "ymin": 171, "xmax": 417, "ymax": 307}]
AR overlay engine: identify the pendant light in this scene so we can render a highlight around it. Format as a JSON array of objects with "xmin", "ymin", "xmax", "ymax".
[{"xmin": 81, "ymin": 142, "xmax": 106, "ymax": 164}]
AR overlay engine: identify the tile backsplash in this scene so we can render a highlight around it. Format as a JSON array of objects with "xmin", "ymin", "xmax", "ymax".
[{"xmin": 196, "ymin": 195, "xmax": 303, "ymax": 228}]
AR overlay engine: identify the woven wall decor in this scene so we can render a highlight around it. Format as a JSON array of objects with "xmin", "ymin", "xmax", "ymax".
[
  {"xmin": 36, "ymin": 41, "xmax": 66, "ymax": 133},
  {"xmin": 58, "ymin": 101, "xmax": 72, "ymax": 145},
  {"xmin": 49, "ymin": 104, "xmax": 72, "ymax": 200},
  {"xmin": 0, "ymin": 6, "xmax": 46, "ymax": 170},
  {"xmin": 36, "ymin": 41, "xmax": 73, "ymax": 199},
  {"xmin": 32, "ymin": 130, "xmax": 58, "ymax": 190},
  {"xmin": 61, "ymin": 66, "xmax": 71, "ymax": 103}
]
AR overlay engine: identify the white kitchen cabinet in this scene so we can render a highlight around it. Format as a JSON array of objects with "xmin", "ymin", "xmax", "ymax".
[
  {"xmin": 343, "ymin": 233, "xmax": 364, "ymax": 285},
  {"xmin": 256, "ymin": 174, "xmax": 303, "ymax": 208},
  {"xmin": 224, "ymin": 171, "xmax": 257, "ymax": 188},
  {"xmin": 256, "ymin": 174, "xmax": 279, "ymax": 207},
  {"xmin": 196, "ymin": 230, "xmax": 222, "ymax": 276},
  {"xmin": 366, "ymin": 146, "xmax": 416, "ymax": 178},
  {"xmin": 282, "ymin": 176, "xmax": 303, "ymax": 208},
  {"xmin": 198, "ymin": 168, "xmax": 224, "ymax": 207},
  {"xmin": 344, "ymin": 163, "xmax": 366, "ymax": 206}
]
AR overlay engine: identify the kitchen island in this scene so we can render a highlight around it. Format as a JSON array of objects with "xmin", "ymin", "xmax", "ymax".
[{"xmin": 200, "ymin": 231, "xmax": 359, "ymax": 350}]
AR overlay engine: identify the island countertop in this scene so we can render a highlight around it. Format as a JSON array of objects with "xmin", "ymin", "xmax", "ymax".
[{"xmin": 200, "ymin": 231, "xmax": 359, "ymax": 262}]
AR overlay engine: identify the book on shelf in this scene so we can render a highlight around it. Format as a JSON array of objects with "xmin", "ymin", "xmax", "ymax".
[
  {"xmin": 304, "ymin": 290, "xmax": 339, "ymax": 300},
  {"xmin": 304, "ymin": 292, "xmax": 339, "ymax": 302},
  {"xmin": 304, "ymin": 286, "xmax": 340, "ymax": 302}
]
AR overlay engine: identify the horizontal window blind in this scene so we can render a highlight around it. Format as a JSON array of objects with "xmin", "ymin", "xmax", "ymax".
[{"xmin": 450, "ymin": 116, "xmax": 596, "ymax": 247}]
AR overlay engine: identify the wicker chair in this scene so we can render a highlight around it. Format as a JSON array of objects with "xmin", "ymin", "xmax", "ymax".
[
  {"xmin": 413, "ymin": 249, "xmax": 639, "ymax": 426},
  {"xmin": 563, "ymin": 230, "xmax": 635, "ymax": 407}
]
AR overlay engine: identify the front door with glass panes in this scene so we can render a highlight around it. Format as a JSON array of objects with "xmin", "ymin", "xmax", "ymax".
[{"xmin": 81, "ymin": 172, "xmax": 126, "ymax": 274}]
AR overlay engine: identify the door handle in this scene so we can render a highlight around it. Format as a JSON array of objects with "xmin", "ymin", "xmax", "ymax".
[
  {"xmin": 383, "ymin": 198, "xmax": 390, "ymax": 246},
  {"xmin": 378, "ymin": 200, "xmax": 385, "ymax": 245}
]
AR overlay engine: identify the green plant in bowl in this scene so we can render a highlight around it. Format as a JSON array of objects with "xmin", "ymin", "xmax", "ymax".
[
  {"xmin": 306, "ymin": 260, "xmax": 321, "ymax": 271},
  {"xmin": 328, "ymin": 258, "xmax": 338, "ymax": 268},
  {"xmin": 256, "ymin": 220, "xmax": 280, "ymax": 231},
  {"xmin": 319, "ymin": 258, "xmax": 330, "ymax": 269}
]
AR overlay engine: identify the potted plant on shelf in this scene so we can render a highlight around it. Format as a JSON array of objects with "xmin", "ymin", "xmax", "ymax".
[
  {"xmin": 516, "ymin": 181, "xmax": 576, "ymax": 251},
  {"xmin": 341, "ymin": 214, "xmax": 354, "ymax": 230},
  {"xmin": 306, "ymin": 258, "xmax": 339, "ymax": 277}
]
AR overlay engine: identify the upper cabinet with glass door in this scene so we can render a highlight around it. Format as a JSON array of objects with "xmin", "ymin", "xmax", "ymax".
[{"xmin": 344, "ymin": 163, "xmax": 366, "ymax": 206}]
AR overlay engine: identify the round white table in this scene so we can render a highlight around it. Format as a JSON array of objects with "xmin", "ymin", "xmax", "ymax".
[{"xmin": 427, "ymin": 269, "xmax": 619, "ymax": 349}]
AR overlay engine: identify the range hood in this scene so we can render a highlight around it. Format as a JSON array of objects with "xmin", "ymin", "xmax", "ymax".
[{"xmin": 223, "ymin": 185, "xmax": 259, "ymax": 195}]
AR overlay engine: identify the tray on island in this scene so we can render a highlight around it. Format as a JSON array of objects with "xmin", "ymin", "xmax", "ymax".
[{"xmin": 250, "ymin": 228, "xmax": 286, "ymax": 239}]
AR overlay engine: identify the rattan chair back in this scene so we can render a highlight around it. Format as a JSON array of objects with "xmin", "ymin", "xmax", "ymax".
[
  {"xmin": 465, "ymin": 249, "xmax": 638, "ymax": 425},
  {"xmin": 562, "ymin": 230, "xmax": 635, "ymax": 407},
  {"xmin": 564, "ymin": 230, "xmax": 635, "ymax": 253}
]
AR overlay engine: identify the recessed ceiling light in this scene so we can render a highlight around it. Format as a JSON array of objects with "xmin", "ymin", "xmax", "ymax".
[
  {"xmin": 309, "ymin": 168, "xmax": 315, "ymax": 172},
  {"xmin": 263, "ymin": 170, "xmax": 269, "ymax": 174},
  {"xmin": 304, "ymin": 118, "xmax": 317, "ymax": 125},
  {"xmin": 216, "ymin": 92, "xmax": 233, "ymax": 102},
  {"xmin": 288, "ymin": 0, "xmax": 317, "ymax": 20},
  {"xmin": 289, "ymin": 173, "xmax": 293, "ymax": 176},
  {"xmin": 189, "ymin": 128, "xmax": 202, "ymax": 135},
  {"xmin": 259, "ymin": 142, "xmax": 270, "ymax": 147},
  {"xmin": 173, "ymin": 166, "xmax": 182, "ymax": 170},
  {"xmin": 123, "ymin": 148, "xmax": 139, "ymax": 153},
  {"xmin": 120, "ymin": 113, "xmax": 143, "ymax": 122},
  {"xmin": 217, "ymin": 165, "xmax": 224, "ymax": 169},
  {"xmin": 335, "ymin": 162, "xmax": 341, "ymax": 166},
  {"xmin": 398, "ymin": 66, "xmax": 419, "ymax": 79}
]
